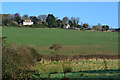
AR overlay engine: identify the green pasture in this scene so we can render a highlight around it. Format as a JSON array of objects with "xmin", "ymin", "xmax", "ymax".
[
  {"xmin": 2, "ymin": 27, "xmax": 118, "ymax": 55},
  {"xmin": 2, "ymin": 27, "xmax": 119, "ymax": 79}
]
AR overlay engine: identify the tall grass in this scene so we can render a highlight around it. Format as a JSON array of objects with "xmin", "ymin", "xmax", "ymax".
[{"xmin": 32, "ymin": 58, "xmax": 119, "ymax": 79}]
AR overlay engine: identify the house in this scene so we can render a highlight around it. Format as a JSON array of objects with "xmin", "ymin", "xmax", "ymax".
[
  {"xmin": 63, "ymin": 24, "xmax": 70, "ymax": 29},
  {"xmin": 23, "ymin": 19, "xmax": 33, "ymax": 25}
]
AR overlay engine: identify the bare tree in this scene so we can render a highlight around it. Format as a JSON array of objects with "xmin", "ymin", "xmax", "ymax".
[
  {"xmin": 62, "ymin": 17, "xmax": 69, "ymax": 24},
  {"xmin": 71, "ymin": 17, "xmax": 80, "ymax": 24},
  {"xmin": 70, "ymin": 17, "xmax": 80, "ymax": 27},
  {"xmin": 70, "ymin": 17, "xmax": 76, "ymax": 27},
  {"xmin": 2, "ymin": 14, "xmax": 12, "ymax": 26},
  {"xmin": 22, "ymin": 14, "xmax": 29, "ymax": 20},
  {"xmin": 76, "ymin": 17, "xmax": 80, "ymax": 24},
  {"xmin": 8, "ymin": 14, "xmax": 14, "ymax": 21},
  {"xmin": 97, "ymin": 23, "xmax": 102, "ymax": 29},
  {"xmin": 70, "ymin": 17, "xmax": 75, "ymax": 23},
  {"xmin": 2, "ymin": 14, "xmax": 10, "ymax": 21},
  {"xmin": 38, "ymin": 14, "xmax": 47, "ymax": 21}
]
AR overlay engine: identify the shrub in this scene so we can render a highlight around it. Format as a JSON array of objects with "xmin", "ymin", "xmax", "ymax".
[
  {"xmin": 62, "ymin": 63, "xmax": 72, "ymax": 73},
  {"xmin": 2, "ymin": 44, "xmax": 41, "ymax": 79},
  {"xmin": 61, "ymin": 62, "xmax": 72, "ymax": 79},
  {"xmin": 1, "ymin": 36, "xmax": 7, "ymax": 46},
  {"xmin": 9, "ymin": 21, "xmax": 18, "ymax": 27},
  {"xmin": 49, "ymin": 44, "xmax": 62, "ymax": 51},
  {"xmin": 2, "ymin": 45, "xmax": 25, "ymax": 79},
  {"xmin": 45, "ymin": 54, "xmax": 69, "ymax": 61},
  {"xmin": 81, "ymin": 28, "xmax": 86, "ymax": 31}
]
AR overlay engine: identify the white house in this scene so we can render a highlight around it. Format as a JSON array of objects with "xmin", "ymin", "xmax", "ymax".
[
  {"xmin": 64, "ymin": 24, "xmax": 70, "ymax": 29},
  {"xmin": 23, "ymin": 19, "xmax": 33, "ymax": 25}
]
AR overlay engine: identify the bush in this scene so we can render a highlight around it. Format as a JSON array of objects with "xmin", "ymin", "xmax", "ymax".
[
  {"xmin": 9, "ymin": 21, "xmax": 18, "ymax": 27},
  {"xmin": 43, "ymin": 54, "xmax": 69, "ymax": 61},
  {"xmin": 2, "ymin": 44, "xmax": 41, "ymax": 79},
  {"xmin": 62, "ymin": 63, "xmax": 72, "ymax": 73},
  {"xmin": 49, "ymin": 44, "xmax": 62, "ymax": 51},
  {"xmin": 81, "ymin": 28, "xmax": 86, "ymax": 31},
  {"xmin": 61, "ymin": 63, "xmax": 72, "ymax": 79}
]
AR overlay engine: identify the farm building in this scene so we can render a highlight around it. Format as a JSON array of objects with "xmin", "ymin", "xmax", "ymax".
[{"xmin": 23, "ymin": 19, "xmax": 33, "ymax": 25}]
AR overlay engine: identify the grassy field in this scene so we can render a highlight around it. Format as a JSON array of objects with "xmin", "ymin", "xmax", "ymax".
[
  {"xmin": 2, "ymin": 27, "xmax": 118, "ymax": 55},
  {"xmin": 2, "ymin": 27, "xmax": 119, "ymax": 79}
]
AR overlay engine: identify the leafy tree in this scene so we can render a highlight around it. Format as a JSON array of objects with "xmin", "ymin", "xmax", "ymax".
[
  {"xmin": 92, "ymin": 25, "xmax": 98, "ymax": 30},
  {"xmin": 68, "ymin": 20, "xmax": 73, "ymax": 28},
  {"xmin": 77, "ymin": 25, "xmax": 82, "ymax": 28},
  {"xmin": 105, "ymin": 25, "xmax": 109, "ymax": 31},
  {"xmin": 42, "ymin": 21, "xmax": 48, "ymax": 27},
  {"xmin": 2, "ymin": 19, "xmax": 10, "ymax": 26},
  {"xmin": 29, "ymin": 16, "xmax": 39, "ymax": 24},
  {"xmin": 14, "ymin": 13, "xmax": 21, "ymax": 24},
  {"xmin": 82, "ymin": 23, "xmax": 89, "ymax": 29},
  {"xmin": 56, "ymin": 19, "xmax": 62, "ymax": 28},
  {"xmin": 2, "ymin": 14, "xmax": 20, "ymax": 26},
  {"xmin": 102, "ymin": 25, "xmax": 109, "ymax": 31},
  {"xmin": 92, "ymin": 24, "xmax": 102, "ymax": 31},
  {"xmin": 46, "ymin": 14, "xmax": 57, "ymax": 28}
]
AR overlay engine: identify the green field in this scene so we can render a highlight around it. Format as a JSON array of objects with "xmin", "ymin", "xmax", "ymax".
[
  {"xmin": 2, "ymin": 27, "xmax": 118, "ymax": 55},
  {"xmin": 2, "ymin": 27, "xmax": 119, "ymax": 79}
]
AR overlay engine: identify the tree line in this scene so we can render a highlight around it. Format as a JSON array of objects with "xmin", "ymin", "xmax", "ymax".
[{"xmin": 1, "ymin": 13, "xmax": 109, "ymax": 31}]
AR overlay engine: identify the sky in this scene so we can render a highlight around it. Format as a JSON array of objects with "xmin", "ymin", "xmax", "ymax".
[
  {"xmin": 2, "ymin": 2, "xmax": 118, "ymax": 28},
  {"xmin": 1, "ymin": 0, "xmax": 119, "ymax": 2}
]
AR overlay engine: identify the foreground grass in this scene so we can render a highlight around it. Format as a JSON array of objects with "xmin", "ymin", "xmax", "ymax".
[
  {"xmin": 2, "ymin": 43, "xmax": 119, "ymax": 79},
  {"xmin": 32, "ymin": 59, "xmax": 119, "ymax": 79},
  {"xmin": 2, "ymin": 27, "xmax": 118, "ymax": 55},
  {"xmin": 49, "ymin": 70, "xmax": 119, "ymax": 79}
]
